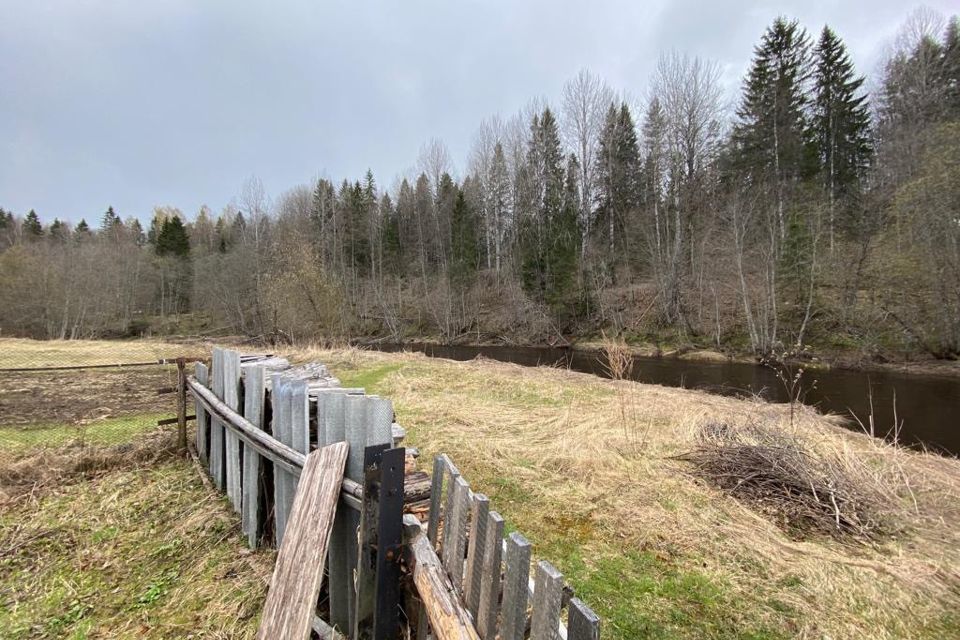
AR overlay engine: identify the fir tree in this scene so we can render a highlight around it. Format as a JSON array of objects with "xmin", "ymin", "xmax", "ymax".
[
  {"xmin": 380, "ymin": 193, "xmax": 402, "ymax": 276},
  {"xmin": 156, "ymin": 216, "xmax": 191, "ymax": 257},
  {"xmin": 520, "ymin": 108, "xmax": 566, "ymax": 301},
  {"xmin": 75, "ymin": 219, "xmax": 90, "ymax": 235},
  {"xmin": 545, "ymin": 154, "xmax": 582, "ymax": 313},
  {"xmin": 101, "ymin": 206, "xmax": 120, "ymax": 229},
  {"xmin": 813, "ymin": 25, "xmax": 872, "ymax": 243},
  {"xmin": 732, "ymin": 18, "xmax": 816, "ymax": 237},
  {"xmin": 24, "ymin": 210, "xmax": 43, "ymax": 239},
  {"xmin": 49, "ymin": 218, "xmax": 68, "ymax": 242},
  {"xmin": 594, "ymin": 102, "xmax": 641, "ymax": 271},
  {"xmin": 449, "ymin": 189, "xmax": 479, "ymax": 286},
  {"xmin": 232, "ymin": 211, "xmax": 247, "ymax": 239}
]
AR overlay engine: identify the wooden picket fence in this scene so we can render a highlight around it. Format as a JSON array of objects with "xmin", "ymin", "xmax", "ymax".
[{"xmin": 184, "ymin": 346, "xmax": 600, "ymax": 640}]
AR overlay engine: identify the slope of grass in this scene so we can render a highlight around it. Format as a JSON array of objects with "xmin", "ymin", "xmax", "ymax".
[
  {"xmin": 291, "ymin": 345, "xmax": 960, "ymax": 640},
  {"xmin": 0, "ymin": 456, "xmax": 270, "ymax": 639}
]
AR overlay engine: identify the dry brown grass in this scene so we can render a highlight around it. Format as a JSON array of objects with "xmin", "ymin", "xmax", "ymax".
[
  {"xmin": 290, "ymin": 344, "xmax": 960, "ymax": 639},
  {"xmin": 0, "ymin": 337, "xmax": 205, "ymax": 368}
]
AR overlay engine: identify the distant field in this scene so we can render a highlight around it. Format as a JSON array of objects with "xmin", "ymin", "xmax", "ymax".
[{"xmin": 0, "ymin": 337, "xmax": 206, "ymax": 369}]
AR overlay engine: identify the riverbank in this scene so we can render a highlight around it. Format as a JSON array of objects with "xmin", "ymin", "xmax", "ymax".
[
  {"xmin": 285, "ymin": 345, "xmax": 960, "ymax": 639},
  {"xmin": 365, "ymin": 335, "xmax": 960, "ymax": 379}
]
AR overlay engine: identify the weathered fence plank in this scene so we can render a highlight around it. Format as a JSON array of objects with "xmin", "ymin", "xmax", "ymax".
[
  {"xmin": 427, "ymin": 455, "xmax": 447, "ymax": 547},
  {"xmin": 447, "ymin": 477, "xmax": 471, "ymax": 594},
  {"xmin": 242, "ymin": 364, "xmax": 266, "ymax": 549},
  {"xmin": 273, "ymin": 375, "xmax": 294, "ymax": 545},
  {"xmin": 530, "ymin": 561, "xmax": 563, "ymax": 640},
  {"xmin": 344, "ymin": 394, "xmax": 369, "ymax": 633},
  {"xmin": 322, "ymin": 392, "xmax": 352, "ymax": 634},
  {"xmin": 464, "ymin": 493, "xmax": 489, "ymax": 619},
  {"xmin": 501, "ymin": 532, "xmax": 532, "ymax": 640},
  {"xmin": 567, "ymin": 598, "xmax": 600, "ymax": 640},
  {"xmin": 209, "ymin": 348, "xmax": 225, "ymax": 489},
  {"xmin": 195, "ymin": 362, "xmax": 209, "ymax": 463},
  {"xmin": 440, "ymin": 458, "xmax": 461, "ymax": 568},
  {"xmin": 257, "ymin": 442, "xmax": 349, "ymax": 640},
  {"xmin": 224, "ymin": 349, "xmax": 243, "ymax": 513},
  {"xmin": 476, "ymin": 511, "xmax": 504, "ymax": 640}
]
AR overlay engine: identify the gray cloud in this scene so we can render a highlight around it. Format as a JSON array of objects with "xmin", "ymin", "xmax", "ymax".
[{"xmin": 1, "ymin": 0, "xmax": 955, "ymax": 223}]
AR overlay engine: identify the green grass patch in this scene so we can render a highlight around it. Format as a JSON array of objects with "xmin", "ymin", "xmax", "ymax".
[
  {"xmin": 0, "ymin": 459, "xmax": 267, "ymax": 638},
  {"xmin": 0, "ymin": 413, "xmax": 168, "ymax": 454},
  {"xmin": 548, "ymin": 548, "xmax": 789, "ymax": 640},
  {"xmin": 336, "ymin": 363, "xmax": 402, "ymax": 393}
]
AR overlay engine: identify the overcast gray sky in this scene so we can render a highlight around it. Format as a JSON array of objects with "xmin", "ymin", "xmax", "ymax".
[{"xmin": 1, "ymin": 0, "xmax": 955, "ymax": 224}]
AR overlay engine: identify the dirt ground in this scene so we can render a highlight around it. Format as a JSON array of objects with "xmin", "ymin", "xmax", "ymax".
[{"xmin": 0, "ymin": 366, "xmax": 180, "ymax": 427}]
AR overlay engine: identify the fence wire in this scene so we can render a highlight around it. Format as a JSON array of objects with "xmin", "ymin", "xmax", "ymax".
[{"xmin": 0, "ymin": 339, "xmax": 208, "ymax": 463}]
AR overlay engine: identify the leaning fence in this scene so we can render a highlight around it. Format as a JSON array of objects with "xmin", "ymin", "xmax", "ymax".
[{"xmin": 185, "ymin": 346, "xmax": 601, "ymax": 639}]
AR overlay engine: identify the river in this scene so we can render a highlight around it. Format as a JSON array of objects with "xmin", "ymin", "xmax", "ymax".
[{"xmin": 373, "ymin": 343, "xmax": 960, "ymax": 456}]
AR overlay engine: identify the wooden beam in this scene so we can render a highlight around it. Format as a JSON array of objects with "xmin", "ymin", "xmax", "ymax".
[
  {"xmin": 257, "ymin": 442, "xmax": 349, "ymax": 640},
  {"xmin": 403, "ymin": 515, "xmax": 481, "ymax": 640}
]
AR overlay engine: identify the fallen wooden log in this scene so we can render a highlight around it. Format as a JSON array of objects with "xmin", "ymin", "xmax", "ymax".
[{"xmin": 403, "ymin": 514, "xmax": 480, "ymax": 640}]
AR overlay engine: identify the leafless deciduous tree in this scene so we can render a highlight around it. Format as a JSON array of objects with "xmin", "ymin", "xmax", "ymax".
[{"xmin": 561, "ymin": 68, "xmax": 613, "ymax": 251}]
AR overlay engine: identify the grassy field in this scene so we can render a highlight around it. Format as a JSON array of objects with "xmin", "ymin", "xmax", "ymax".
[
  {"xmin": 288, "ymin": 345, "xmax": 960, "ymax": 640},
  {"xmin": 0, "ymin": 338, "xmax": 271, "ymax": 638},
  {"xmin": 0, "ymin": 337, "xmax": 205, "ymax": 369},
  {"xmin": 1, "ymin": 338, "xmax": 958, "ymax": 639},
  {"xmin": 0, "ymin": 441, "xmax": 270, "ymax": 638}
]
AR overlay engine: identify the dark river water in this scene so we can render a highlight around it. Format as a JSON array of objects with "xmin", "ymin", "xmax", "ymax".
[{"xmin": 372, "ymin": 343, "xmax": 960, "ymax": 456}]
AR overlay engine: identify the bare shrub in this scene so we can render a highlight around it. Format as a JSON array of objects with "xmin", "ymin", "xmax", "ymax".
[{"xmin": 677, "ymin": 422, "xmax": 894, "ymax": 540}]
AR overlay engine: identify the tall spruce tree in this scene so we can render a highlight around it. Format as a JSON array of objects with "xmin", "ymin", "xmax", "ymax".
[
  {"xmin": 594, "ymin": 102, "xmax": 641, "ymax": 273},
  {"xmin": 101, "ymin": 206, "xmax": 120, "ymax": 229},
  {"xmin": 449, "ymin": 188, "xmax": 479, "ymax": 287},
  {"xmin": 49, "ymin": 218, "xmax": 68, "ymax": 242},
  {"xmin": 545, "ymin": 154, "xmax": 582, "ymax": 313},
  {"xmin": 732, "ymin": 17, "xmax": 816, "ymax": 239},
  {"xmin": 520, "ymin": 108, "xmax": 566, "ymax": 302},
  {"xmin": 24, "ymin": 210, "xmax": 43, "ymax": 239},
  {"xmin": 813, "ymin": 26, "xmax": 872, "ymax": 245},
  {"xmin": 156, "ymin": 216, "xmax": 191, "ymax": 257}
]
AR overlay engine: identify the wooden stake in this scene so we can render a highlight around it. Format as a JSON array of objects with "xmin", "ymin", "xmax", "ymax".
[{"xmin": 176, "ymin": 357, "xmax": 187, "ymax": 451}]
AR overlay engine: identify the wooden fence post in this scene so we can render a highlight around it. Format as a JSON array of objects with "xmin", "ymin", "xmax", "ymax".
[
  {"xmin": 176, "ymin": 357, "xmax": 187, "ymax": 451},
  {"xmin": 195, "ymin": 362, "xmax": 209, "ymax": 463}
]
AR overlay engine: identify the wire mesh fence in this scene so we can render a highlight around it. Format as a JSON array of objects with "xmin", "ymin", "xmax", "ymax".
[{"xmin": 0, "ymin": 338, "xmax": 210, "ymax": 464}]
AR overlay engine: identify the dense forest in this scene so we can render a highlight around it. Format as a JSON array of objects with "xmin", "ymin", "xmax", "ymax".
[{"xmin": 2, "ymin": 10, "xmax": 958, "ymax": 360}]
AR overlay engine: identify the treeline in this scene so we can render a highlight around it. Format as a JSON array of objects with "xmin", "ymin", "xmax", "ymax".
[{"xmin": 2, "ymin": 10, "xmax": 958, "ymax": 358}]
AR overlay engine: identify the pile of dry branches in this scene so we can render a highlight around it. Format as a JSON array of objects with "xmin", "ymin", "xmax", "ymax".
[{"xmin": 677, "ymin": 422, "xmax": 892, "ymax": 539}]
